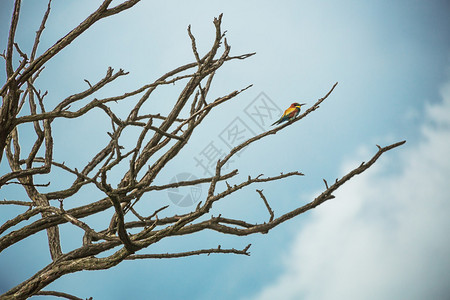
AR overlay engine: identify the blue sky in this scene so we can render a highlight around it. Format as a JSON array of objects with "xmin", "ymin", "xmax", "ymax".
[{"xmin": 1, "ymin": 0, "xmax": 450, "ymax": 299}]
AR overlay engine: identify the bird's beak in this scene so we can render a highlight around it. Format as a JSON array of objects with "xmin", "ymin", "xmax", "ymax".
[{"xmin": 300, "ymin": 103, "xmax": 306, "ymax": 106}]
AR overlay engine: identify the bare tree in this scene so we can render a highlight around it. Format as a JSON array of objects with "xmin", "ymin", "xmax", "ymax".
[{"xmin": 0, "ymin": 1, "xmax": 405, "ymax": 299}]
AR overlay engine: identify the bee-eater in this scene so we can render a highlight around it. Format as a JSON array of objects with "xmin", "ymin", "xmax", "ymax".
[{"xmin": 271, "ymin": 103, "xmax": 306, "ymax": 126}]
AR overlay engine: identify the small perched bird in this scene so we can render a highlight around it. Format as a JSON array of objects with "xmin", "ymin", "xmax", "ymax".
[{"xmin": 271, "ymin": 103, "xmax": 306, "ymax": 126}]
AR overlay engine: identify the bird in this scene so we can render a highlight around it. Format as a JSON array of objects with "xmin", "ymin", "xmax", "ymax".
[{"xmin": 271, "ymin": 103, "xmax": 306, "ymax": 126}]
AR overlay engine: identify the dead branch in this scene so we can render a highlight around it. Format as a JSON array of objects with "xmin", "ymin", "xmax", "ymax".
[
  {"xmin": 0, "ymin": 3, "xmax": 405, "ymax": 298},
  {"xmin": 256, "ymin": 189, "xmax": 274, "ymax": 222},
  {"xmin": 35, "ymin": 290, "xmax": 85, "ymax": 300},
  {"xmin": 125, "ymin": 244, "xmax": 252, "ymax": 260}
]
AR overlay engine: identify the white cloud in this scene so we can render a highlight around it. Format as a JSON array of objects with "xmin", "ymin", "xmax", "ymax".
[{"xmin": 250, "ymin": 81, "xmax": 450, "ymax": 300}]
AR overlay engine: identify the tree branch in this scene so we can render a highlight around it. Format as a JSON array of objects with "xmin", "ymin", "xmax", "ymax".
[
  {"xmin": 125, "ymin": 244, "xmax": 252, "ymax": 260},
  {"xmin": 34, "ymin": 290, "xmax": 86, "ymax": 300},
  {"xmin": 256, "ymin": 189, "xmax": 274, "ymax": 222},
  {"xmin": 15, "ymin": 0, "xmax": 140, "ymax": 86}
]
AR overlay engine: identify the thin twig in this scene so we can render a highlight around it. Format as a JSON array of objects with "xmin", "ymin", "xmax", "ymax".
[
  {"xmin": 0, "ymin": 199, "xmax": 35, "ymax": 206},
  {"xmin": 256, "ymin": 189, "xmax": 274, "ymax": 222},
  {"xmin": 125, "ymin": 244, "xmax": 252, "ymax": 259},
  {"xmin": 35, "ymin": 290, "xmax": 84, "ymax": 300}
]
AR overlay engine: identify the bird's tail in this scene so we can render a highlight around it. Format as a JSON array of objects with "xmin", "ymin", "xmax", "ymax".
[{"xmin": 271, "ymin": 120, "xmax": 279, "ymax": 126}]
